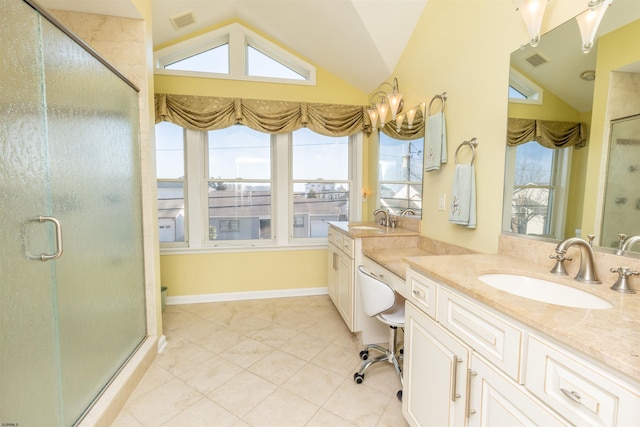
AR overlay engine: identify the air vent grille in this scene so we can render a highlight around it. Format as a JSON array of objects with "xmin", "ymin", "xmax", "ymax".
[
  {"xmin": 170, "ymin": 10, "xmax": 196, "ymax": 30},
  {"xmin": 525, "ymin": 53, "xmax": 548, "ymax": 67}
]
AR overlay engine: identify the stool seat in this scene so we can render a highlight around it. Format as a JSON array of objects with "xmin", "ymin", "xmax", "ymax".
[{"xmin": 353, "ymin": 265, "xmax": 404, "ymax": 401}]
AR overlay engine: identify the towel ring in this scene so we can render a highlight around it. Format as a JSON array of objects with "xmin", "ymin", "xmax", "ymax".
[
  {"xmin": 427, "ymin": 92, "xmax": 447, "ymax": 116},
  {"xmin": 454, "ymin": 138, "xmax": 478, "ymax": 165}
]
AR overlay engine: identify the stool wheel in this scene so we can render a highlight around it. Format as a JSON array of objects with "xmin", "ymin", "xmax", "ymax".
[
  {"xmin": 354, "ymin": 373, "xmax": 365, "ymax": 384},
  {"xmin": 359, "ymin": 350, "xmax": 369, "ymax": 360},
  {"xmin": 397, "ymin": 390, "xmax": 403, "ymax": 401}
]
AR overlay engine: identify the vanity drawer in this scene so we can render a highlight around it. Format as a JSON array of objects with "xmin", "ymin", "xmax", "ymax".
[
  {"xmin": 329, "ymin": 229, "xmax": 343, "ymax": 247},
  {"xmin": 341, "ymin": 235, "xmax": 354, "ymax": 257},
  {"xmin": 406, "ymin": 268, "xmax": 437, "ymax": 319},
  {"xmin": 437, "ymin": 287, "xmax": 523, "ymax": 382},
  {"xmin": 526, "ymin": 334, "xmax": 640, "ymax": 426}
]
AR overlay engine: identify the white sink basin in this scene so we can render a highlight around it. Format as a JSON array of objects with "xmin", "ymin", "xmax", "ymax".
[
  {"xmin": 478, "ymin": 274, "xmax": 613, "ymax": 310},
  {"xmin": 349, "ymin": 225, "xmax": 382, "ymax": 230}
]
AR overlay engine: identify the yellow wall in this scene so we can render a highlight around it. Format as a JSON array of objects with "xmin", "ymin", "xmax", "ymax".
[
  {"xmin": 156, "ymin": 1, "xmax": 593, "ymax": 297},
  {"xmin": 161, "ymin": 250, "xmax": 327, "ymax": 296},
  {"xmin": 581, "ymin": 19, "xmax": 640, "ymax": 236},
  {"xmin": 507, "ymin": 80, "xmax": 581, "ymax": 122}
]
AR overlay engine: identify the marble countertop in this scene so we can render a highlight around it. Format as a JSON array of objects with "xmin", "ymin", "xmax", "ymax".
[
  {"xmin": 403, "ymin": 253, "xmax": 640, "ymax": 384},
  {"xmin": 362, "ymin": 247, "xmax": 434, "ymax": 279},
  {"xmin": 329, "ymin": 221, "xmax": 420, "ymax": 238}
]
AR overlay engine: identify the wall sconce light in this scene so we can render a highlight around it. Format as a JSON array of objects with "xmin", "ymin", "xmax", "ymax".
[
  {"xmin": 576, "ymin": 0, "xmax": 614, "ymax": 53},
  {"xmin": 513, "ymin": 0, "xmax": 549, "ymax": 47},
  {"xmin": 367, "ymin": 77, "xmax": 403, "ymax": 129}
]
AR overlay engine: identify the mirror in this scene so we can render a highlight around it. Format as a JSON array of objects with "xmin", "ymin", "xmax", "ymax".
[
  {"xmin": 378, "ymin": 102, "xmax": 427, "ymax": 218},
  {"xmin": 503, "ymin": 2, "xmax": 640, "ymax": 252}
]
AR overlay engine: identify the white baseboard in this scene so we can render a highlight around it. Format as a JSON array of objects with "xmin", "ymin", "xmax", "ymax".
[
  {"xmin": 166, "ymin": 287, "xmax": 328, "ymax": 305},
  {"xmin": 157, "ymin": 335, "xmax": 167, "ymax": 353}
]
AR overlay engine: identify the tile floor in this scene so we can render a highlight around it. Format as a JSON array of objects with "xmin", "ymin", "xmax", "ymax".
[{"xmin": 114, "ymin": 295, "xmax": 408, "ymax": 427}]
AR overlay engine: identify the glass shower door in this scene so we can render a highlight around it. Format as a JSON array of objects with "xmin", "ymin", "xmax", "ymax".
[
  {"xmin": 1, "ymin": 1, "xmax": 147, "ymax": 425},
  {"xmin": 40, "ymin": 11, "xmax": 147, "ymax": 426},
  {"xmin": 0, "ymin": 1, "xmax": 63, "ymax": 424}
]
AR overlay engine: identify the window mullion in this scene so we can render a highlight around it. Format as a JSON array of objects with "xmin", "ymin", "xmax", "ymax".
[
  {"xmin": 352, "ymin": 133, "xmax": 363, "ymax": 221},
  {"xmin": 185, "ymin": 129, "xmax": 205, "ymax": 248},
  {"xmin": 228, "ymin": 24, "xmax": 246, "ymax": 77},
  {"xmin": 275, "ymin": 133, "xmax": 289, "ymax": 245}
]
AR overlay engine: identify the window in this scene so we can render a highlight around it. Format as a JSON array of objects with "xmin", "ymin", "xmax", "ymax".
[
  {"xmin": 207, "ymin": 126, "xmax": 272, "ymax": 242},
  {"xmin": 155, "ymin": 122, "xmax": 186, "ymax": 244},
  {"xmin": 509, "ymin": 68, "xmax": 542, "ymax": 105},
  {"xmin": 378, "ymin": 132, "xmax": 424, "ymax": 215},
  {"xmin": 154, "ymin": 22, "xmax": 316, "ymax": 86},
  {"xmin": 502, "ymin": 141, "xmax": 571, "ymax": 238},
  {"xmin": 165, "ymin": 44, "xmax": 229, "ymax": 74},
  {"xmin": 155, "ymin": 123, "xmax": 358, "ymax": 250},
  {"xmin": 292, "ymin": 128, "xmax": 351, "ymax": 239}
]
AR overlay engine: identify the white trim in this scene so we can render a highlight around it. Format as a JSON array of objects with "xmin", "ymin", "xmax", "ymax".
[
  {"xmin": 160, "ymin": 242, "xmax": 327, "ymax": 255},
  {"xmin": 154, "ymin": 22, "xmax": 316, "ymax": 86},
  {"xmin": 157, "ymin": 335, "xmax": 167, "ymax": 353},
  {"xmin": 166, "ymin": 287, "xmax": 329, "ymax": 305},
  {"xmin": 353, "ymin": 132, "xmax": 364, "ymax": 220},
  {"xmin": 509, "ymin": 68, "xmax": 543, "ymax": 105}
]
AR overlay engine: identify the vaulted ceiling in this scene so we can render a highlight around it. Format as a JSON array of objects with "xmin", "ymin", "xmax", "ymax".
[{"xmin": 39, "ymin": 0, "xmax": 429, "ymax": 94}]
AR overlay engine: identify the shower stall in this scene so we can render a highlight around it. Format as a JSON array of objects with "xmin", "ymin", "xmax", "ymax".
[{"xmin": 0, "ymin": 0, "xmax": 147, "ymax": 425}]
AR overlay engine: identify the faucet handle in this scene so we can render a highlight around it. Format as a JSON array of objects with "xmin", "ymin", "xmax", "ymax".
[
  {"xmin": 587, "ymin": 234, "xmax": 595, "ymax": 247},
  {"xmin": 549, "ymin": 251, "xmax": 572, "ymax": 262},
  {"xmin": 610, "ymin": 267, "xmax": 639, "ymax": 294},
  {"xmin": 618, "ymin": 234, "xmax": 627, "ymax": 250},
  {"xmin": 549, "ymin": 250, "xmax": 571, "ymax": 275}
]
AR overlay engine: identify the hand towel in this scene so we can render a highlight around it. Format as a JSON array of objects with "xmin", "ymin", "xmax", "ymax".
[
  {"xmin": 449, "ymin": 163, "xmax": 476, "ymax": 228},
  {"xmin": 424, "ymin": 112, "xmax": 447, "ymax": 172}
]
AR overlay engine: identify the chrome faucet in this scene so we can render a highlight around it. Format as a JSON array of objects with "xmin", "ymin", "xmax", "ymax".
[
  {"xmin": 373, "ymin": 208, "xmax": 389, "ymax": 227},
  {"xmin": 400, "ymin": 209, "xmax": 416, "ymax": 216},
  {"xmin": 620, "ymin": 235, "xmax": 640, "ymax": 252},
  {"xmin": 549, "ymin": 237, "xmax": 601, "ymax": 284}
]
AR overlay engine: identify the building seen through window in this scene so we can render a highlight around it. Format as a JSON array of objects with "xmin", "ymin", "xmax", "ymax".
[{"xmin": 378, "ymin": 132, "xmax": 424, "ymax": 216}]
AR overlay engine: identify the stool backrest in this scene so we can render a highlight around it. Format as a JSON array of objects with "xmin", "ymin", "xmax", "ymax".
[{"xmin": 356, "ymin": 265, "xmax": 396, "ymax": 317}]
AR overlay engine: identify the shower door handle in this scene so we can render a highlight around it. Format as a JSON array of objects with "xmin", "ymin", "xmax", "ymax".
[{"xmin": 33, "ymin": 216, "xmax": 64, "ymax": 261}]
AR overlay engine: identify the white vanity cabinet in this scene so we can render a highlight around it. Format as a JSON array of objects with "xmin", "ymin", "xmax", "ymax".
[
  {"xmin": 403, "ymin": 267, "xmax": 640, "ymax": 427},
  {"xmin": 327, "ymin": 225, "xmax": 390, "ymax": 343},
  {"xmin": 327, "ymin": 226, "xmax": 355, "ymax": 331},
  {"xmin": 468, "ymin": 354, "xmax": 569, "ymax": 426},
  {"xmin": 404, "ymin": 301, "xmax": 471, "ymax": 427}
]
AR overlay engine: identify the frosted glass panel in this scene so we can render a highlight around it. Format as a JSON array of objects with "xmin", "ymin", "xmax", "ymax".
[
  {"xmin": 0, "ymin": 1, "xmax": 62, "ymax": 425},
  {"xmin": 41, "ymin": 17, "xmax": 146, "ymax": 425}
]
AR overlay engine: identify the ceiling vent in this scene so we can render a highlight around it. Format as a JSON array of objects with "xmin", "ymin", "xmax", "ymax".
[
  {"xmin": 169, "ymin": 10, "xmax": 196, "ymax": 31},
  {"xmin": 524, "ymin": 52, "xmax": 549, "ymax": 67}
]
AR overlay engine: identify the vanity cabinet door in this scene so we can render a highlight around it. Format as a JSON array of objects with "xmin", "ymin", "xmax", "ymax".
[
  {"xmin": 335, "ymin": 247, "xmax": 355, "ymax": 331},
  {"xmin": 403, "ymin": 302, "xmax": 470, "ymax": 427},
  {"xmin": 468, "ymin": 354, "xmax": 570, "ymax": 427},
  {"xmin": 327, "ymin": 242, "xmax": 338, "ymax": 305}
]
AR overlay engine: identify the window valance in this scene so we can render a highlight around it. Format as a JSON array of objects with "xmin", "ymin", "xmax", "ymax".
[
  {"xmin": 155, "ymin": 93, "xmax": 372, "ymax": 137},
  {"xmin": 507, "ymin": 118, "xmax": 587, "ymax": 149}
]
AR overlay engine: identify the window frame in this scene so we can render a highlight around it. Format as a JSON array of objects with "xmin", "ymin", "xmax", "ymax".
[
  {"xmin": 203, "ymin": 128, "xmax": 276, "ymax": 247},
  {"xmin": 156, "ymin": 125, "xmax": 361, "ymax": 254},
  {"xmin": 502, "ymin": 142, "xmax": 572, "ymax": 239},
  {"xmin": 154, "ymin": 22, "xmax": 316, "ymax": 86},
  {"xmin": 156, "ymin": 123, "xmax": 188, "ymax": 247},
  {"xmin": 508, "ymin": 68, "xmax": 543, "ymax": 105},
  {"xmin": 377, "ymin": 131, "xmax": 424, "ymax": 216},
  {"xmin": 289, "ymin": 130, "xmax": 358, "ymax": 244}
]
